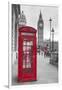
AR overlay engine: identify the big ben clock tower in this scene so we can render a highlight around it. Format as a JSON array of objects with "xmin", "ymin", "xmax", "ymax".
[{"xmin": 37, "ymin": 11, "xmax": 44, "ymax": 50}]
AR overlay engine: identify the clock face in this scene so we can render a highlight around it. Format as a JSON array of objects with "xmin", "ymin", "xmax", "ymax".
[{"xmin": 39, "ymin": 23, "xmax": 43, "ymax": 27}]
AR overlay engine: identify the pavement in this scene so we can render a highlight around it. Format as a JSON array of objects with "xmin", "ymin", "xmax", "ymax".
[{"xmin": 12, "ymin": 51, "xmax": 58, "ymax": 85}]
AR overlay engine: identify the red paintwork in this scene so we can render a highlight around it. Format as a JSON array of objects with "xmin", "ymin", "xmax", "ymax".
[{"xmin": 18, "ymin": 26, "xmax": 37, "ymax": 82}]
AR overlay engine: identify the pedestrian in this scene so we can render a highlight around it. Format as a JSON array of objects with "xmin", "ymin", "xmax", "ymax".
[{"xmin": 44, "ymin": 46, "xmax": 47, "ymax": 57}]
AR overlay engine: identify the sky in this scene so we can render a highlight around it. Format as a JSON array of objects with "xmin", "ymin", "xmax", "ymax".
[{"xmin": 21, "ymin": 5, "xmax": 58, "ymax": 41}]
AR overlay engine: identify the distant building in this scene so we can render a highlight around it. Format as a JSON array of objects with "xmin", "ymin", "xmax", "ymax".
[
  {"xmin": 17, "ymin": 10, "xmax": 27, "ymax": 52},
  {"xmin": 43, "ymin": 40, "xmax": 58, "ymax": 52},
  {"xmin": 12, "ymin": 4, "xmax": 20, "ymax": 51},
  {"xmin": 18, "ymin": 11, "xmax": 26, "ymax": 27},
  {"xmin": 12, "ymin": 5, "xmax": 27, "ymax": 52},
  {"xmin": 37, "ymin": 11, "xmax": 44, "ymax": 49},
  {"xmin": 12, "ymin": 5, "xmax": 27, "ymax": 64},
  {"xmin": 16, "ymin": 10, "xmax": 27, "ymax": 53}
]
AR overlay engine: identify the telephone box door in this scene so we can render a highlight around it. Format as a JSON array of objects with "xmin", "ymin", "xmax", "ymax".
[{"xmin": 18, "ymin": 27, "xmax": 37, "ymax": 82}]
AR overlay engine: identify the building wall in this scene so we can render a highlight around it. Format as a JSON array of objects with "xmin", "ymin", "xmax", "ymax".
[{"xmin": 43, "ymin": 40, "xmax": 58, "ymax": 52}]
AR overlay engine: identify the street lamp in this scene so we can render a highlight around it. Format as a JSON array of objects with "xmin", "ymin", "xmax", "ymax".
[
  {"xmin": 51, "ymin": 28, "xmax": 54, "ymax": 52},
  {"xmin": 49, "ymin": 18, "xmax": 52, "ymax": 52}
]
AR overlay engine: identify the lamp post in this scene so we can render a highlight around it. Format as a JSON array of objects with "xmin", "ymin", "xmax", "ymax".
[
  {"xmin": 49, "ymin": 18, "xmax": 52, "ymax": 52},
  {"xmin": 51, "ymin": 28, "xmax": 54, "ymax": 52}
]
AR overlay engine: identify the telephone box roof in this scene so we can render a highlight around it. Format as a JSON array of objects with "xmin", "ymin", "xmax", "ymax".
[{"xmin": 19, "ymin": 26, "xmax": 37, "ymax": 33}]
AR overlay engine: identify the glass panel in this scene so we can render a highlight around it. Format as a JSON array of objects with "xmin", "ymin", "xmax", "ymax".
[
  {"xmin": 27, "ymin": 41, "xmax": 33, "ymax": 46},
  {"xmin": 30, "ymin": 41, "xmax": 33, "ymax": 45},
  {"xmin": 26, "ymin": 55, "xmax": 31, "ymax": 68},
  {"xmin": 23, "ymin": 40, "xmax": 33, "ymax": 70},
  {"xmin": 27, "ymin": 46, "xmax": 31, "ymax": 51},
  {"xmin": 23, "ymin": 41, "xmax": 27, "ymax": 45},
  {"xmin": 27, "ymin": 42, "xmax": 30, "ymax": 45},
  {"xmin": 23, "ymin": 59, "xmax": 25, "ymax": 68},
  {"xmin": 23, "ymin": 46, "xmax": 26, "ymax": 51}
]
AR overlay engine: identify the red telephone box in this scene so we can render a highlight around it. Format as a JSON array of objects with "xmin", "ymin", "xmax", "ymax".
[{"xmin": 18, "ymin": 26, "xmax": 37, "ymax": 82}]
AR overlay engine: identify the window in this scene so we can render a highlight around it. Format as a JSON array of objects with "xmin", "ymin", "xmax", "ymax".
[{"xmin": 22, "ymin": 40, "xmax": 33, "ymax": 69}]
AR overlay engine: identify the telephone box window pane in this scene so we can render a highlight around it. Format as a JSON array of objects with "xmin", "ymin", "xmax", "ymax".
[
  {"xmin": 23, "ymin": 54, "xmax": 31, "ymax": 69},
  {"xmin": 23, "ymin": 40, "xmax": 33, "ymax": 69},
  {"xmin": 27, "ymin": 41, "xmax": 33, "ymax": 46},
  {"xmin": 23, "ymin": 54, "xmax": 26, "ymax": 68},
  {"xmin": 26, "ymin": 63, "xmax": 31, "ymax": 68},
  {"xmin": 23, "ymin": 59, "xmax": 25, "ymax": 68},
  {"xmin": 23, "ymin": 46, "xmax": 27, "ymax": 52},
  {"xmin": 30, "ymin": 41, "xmax": 33, "ymax": 45},
  {"xmin": 23, "ymin": 41, "xmax": 27, "ymax": 45},
  {"xmin": 26, "ymin": 55, "xmax": 31, "ymax": 68},
  {"xmin": 27, "ymin": 46, "xmax": 31, "ymax": 51},
  {"xmin": 27, "ymin": 42, "xmax": 30, "ymax": 45}
]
